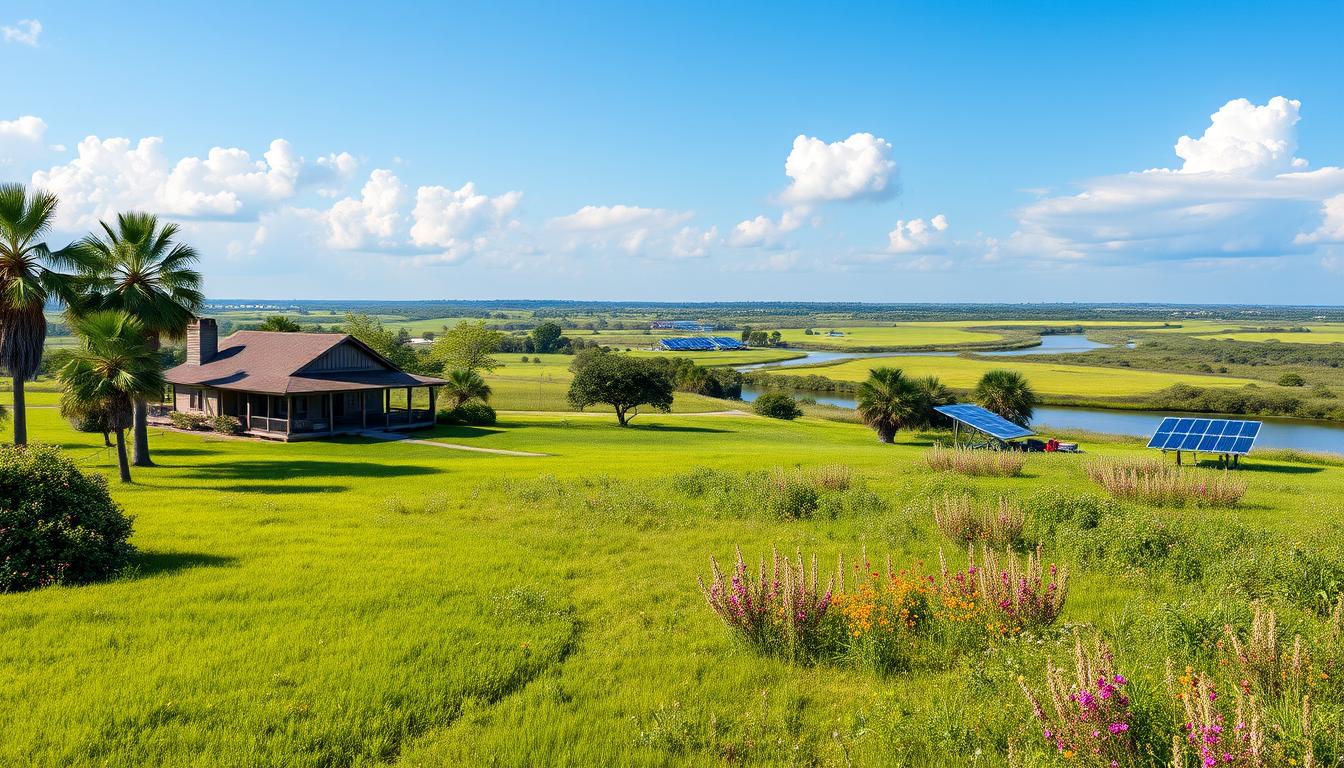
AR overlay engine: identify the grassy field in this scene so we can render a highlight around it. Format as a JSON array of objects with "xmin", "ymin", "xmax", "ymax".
[
  {"xmin": 773, "ymin": 324, "xmax": 1006, "ymax": 349},
  {"xmin": 2, "ymin": 403, "xmax": 1343, "ymax": 766},
  {"xmin": 482, "ymin": 354, "xmax": 741, "ymax": 413},
  {"xmin": 1196, "ymin": 325, "xmax": 1344, "ymax": 344},
  {"xmin": 773, "ymin": 354, "xmax": 1264, "ymax": 397}
]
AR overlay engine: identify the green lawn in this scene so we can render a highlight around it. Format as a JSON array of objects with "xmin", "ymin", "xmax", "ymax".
[
  {"xmin": 483, "ymin": 354, "xmax": 740, "ymax": 413},
  {"xmin": 777, "ymin": 354, "xmax": 1263, "ymax": 397},
  {"xmin": 1196, "ymin": 325, "xmax": 1344, "ymax": 344},
  {"xmin": 2, "ymin": 404, "xmax": 1343, "ymax": 765}
]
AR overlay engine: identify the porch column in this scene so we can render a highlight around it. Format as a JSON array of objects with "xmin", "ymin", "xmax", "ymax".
[
  {"xmin": 429, "ymin": 386, "xmax": 436, "ymax": 422},
  {"xmin": 406, "ymin": 387, "xmax": 412, "ymax": 422},
  {"xmin": 286, "ymin": 395, "xmax": 293, "ymax": 435},
  {"xmin": 361, "ymin": 391, "xmax": 368, "ymax": 430},
  {"xmin": 384, "ymin": 389, "xmax": 390, "ymax": 428},
  {"xmin": 245, "ymin": 397, "xmax": 251, "ymax": 430},
  {"xmin": 327, "ymin": 394, "xmax": 335, "ymax": 434}
]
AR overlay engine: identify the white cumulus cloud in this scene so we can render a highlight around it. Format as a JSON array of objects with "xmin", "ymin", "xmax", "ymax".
[
  {"xmin": 32, "ymin": 134, "xmax": 361, "ymax": 228},
  {"xmin": 0, "ymin": 115, "xmax": 46, "ymax": 143},
  {"xmin": 1012, "ymin": 96, "xmax": 1344, "ymax": 263},
  {"xmin": 2, "ymin": 19, "xmax": 40, "ymax": 47},
  {"xmin": 780, "ymin": 132, "xmax": 898, "ymax": 205},
  {"xmin": 728, "ymin": 210, "xmax": 804, "ymax": 248},
  {"xmin": 325, "ymin": 169, "xmax": 408, "ymax": 249},
  {"xmin": 409, "ymin": 182, "xmax": 522, "ymax": 261},
  {"xmin": 888, "ymin": 214, "xmax": 949, "ymax": 254},
  {"xmin": 549, "ymin": 204, "xmax": 700, "ymax": 257}
]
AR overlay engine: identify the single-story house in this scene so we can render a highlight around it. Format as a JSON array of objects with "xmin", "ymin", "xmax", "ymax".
[{"xmin": 163, "ymin": 319, "xmax": 447, "ymax": 440}]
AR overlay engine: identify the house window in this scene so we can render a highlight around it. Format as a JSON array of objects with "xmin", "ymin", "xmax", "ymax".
[{"xmin": 188, "ymin": 388, "xmax": 201, "ymax": 409}]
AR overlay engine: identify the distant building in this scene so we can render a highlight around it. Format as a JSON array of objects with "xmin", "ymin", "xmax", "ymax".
[
  {"xmin": 826, "ymin": 330, "xmax": 845, "ymax": 337},
  {"xmin": 650, "ymin": 320, "xmax": 716, "ymax": 332}
]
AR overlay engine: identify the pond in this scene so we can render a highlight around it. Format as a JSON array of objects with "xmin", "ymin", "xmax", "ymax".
[
  {"xmin": 975, "ymin": 333, "xmax": 1110, "ymax": 356},
  {"xmin": 736, "ymin": 386, "xmax": 1344, "ymax": 453}
]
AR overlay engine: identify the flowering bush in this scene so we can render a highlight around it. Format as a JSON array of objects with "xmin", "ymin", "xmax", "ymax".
[
  {"xmin": 932, "ymin": 494, "xmax": 1026, "ymax": 550},
  {"xmin": 925, "ymin": 445, "xmax": 1026, "ymax": 477},
  {"xmin": 698, "ymin": 546, "xmax": 834, "ymax": 661},
  {"xmin": 832, "ymin": 550, "xmax": 933, "ymax": 672},
  {"xmin": 1221, "ymin": 602, "xmax": 1308, "ymax": 702},
  {"xmin": 1085, "ymin": 458, "xmax": 1246, "ymax": 507},
  {"xmin": 169, "ymin": 411, "xmax": 209, "ymax": 430},
  {"xmin": 1019, "ymin": 637, "xmax": 1135, "ymax": 766},
  {"xmin": 940, "ymin": 543, "xmax": 1068, "ymax": 634}
]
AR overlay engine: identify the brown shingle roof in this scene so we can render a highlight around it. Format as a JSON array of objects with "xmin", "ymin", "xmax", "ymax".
[{"xmin": 164, "ymin": 331, "xmax": 446, "ymax": 394}]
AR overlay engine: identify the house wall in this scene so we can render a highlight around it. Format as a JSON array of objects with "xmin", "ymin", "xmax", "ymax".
[
  {"xmin": 302, "ymin": 343, "xmax": 385, "ymax": 373},
  {"xmin": 174, "ymin": 386, "xmax": 217, "ymax": 416}
]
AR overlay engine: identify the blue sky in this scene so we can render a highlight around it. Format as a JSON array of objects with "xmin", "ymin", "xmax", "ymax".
[{"xmin": 2, "ymin": 1, "xmax": 1342, "ymax": 303}]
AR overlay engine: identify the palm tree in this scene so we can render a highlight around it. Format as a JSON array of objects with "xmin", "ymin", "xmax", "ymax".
[
  {"xmin": 973, "ymin": 369, "xmax": 1038, "ymax": 427},
  {"xmin": 855, "ymin": 367, "xmax": 922, "ymax": 443},
  {"xmin": 58, "ymin": 311, "xmax": 165, "ymax": 482},
  {"xmin": 74, "ymin": 212, "xmax": 203, "ymax": 466},
  {"xmin": 0, "ymin": 184, "xmax": 92, "ymax": 445},
  {"xmin": 255, "ymin": 315, "xmax": 301, "ymax": 332},
  {"xmin": 443, "ymin": 368, "xmax": 492, "ymax": 408},
  {"xmin": 910, "ymin": 375, "xmax": 954, "ymax": 429}
]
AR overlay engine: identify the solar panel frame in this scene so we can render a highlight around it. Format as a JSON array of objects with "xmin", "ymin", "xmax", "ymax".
[
  {"xmin": 1145, "ymin": 417, "xmax": 1261, "ymax": 456},
  {"xmin": 933, "ymin": 404, "xmax": 1034, "ymax": 441}
]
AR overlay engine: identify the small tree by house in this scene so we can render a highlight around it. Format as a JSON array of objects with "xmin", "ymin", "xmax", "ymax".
[
  {"xmin": 567, "ymin": 353, "xmax": 673, "ymax": 426},
  {"xmin": 255, "ymin": 315, "xmax": 301, "ymax": 332},
  {"xmin": 433, "ymin": 321, "xmax": 503, "ymax": 373},
  {"xmin": 443, "ymin": 368, "xmax": 492, "ymax": 407}
]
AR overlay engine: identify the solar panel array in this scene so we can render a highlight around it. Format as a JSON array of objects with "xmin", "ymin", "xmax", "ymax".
[
  {"xmin": 659, "ymin": 337, "xmax": 746, "ymax": 351},
  {"xmin": 933, "ymin": 404, "xmax": 1034, "ymax": 440},
  {"xmin": 1146, "ymin": 417, "xmax": 1261, "ymax": 455}
]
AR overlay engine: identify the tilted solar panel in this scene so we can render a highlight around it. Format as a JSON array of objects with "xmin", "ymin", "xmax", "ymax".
[
  {"xmin": 933, "ymin": 404, "xmax": 1034, "ymax": 440},
  {"xmin": 1146, "ymin": 416, "xmax": 1261, "ymax": 455}
]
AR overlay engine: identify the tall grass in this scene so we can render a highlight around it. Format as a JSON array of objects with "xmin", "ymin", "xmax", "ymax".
[
  {"xmin": 924, "ymin": 444, "xmax": 1026, "ymax": 477},
  {"xmin": 1084, "ymin": 457, "xmax": 1247, "ymax": 507},
  {"xmin": 931, "ymin": 494, "xmax": 1026, "ymax": 550},
  {"xmin": 698, "ymin": 546, "xmax": 834, "ymax": 662}
]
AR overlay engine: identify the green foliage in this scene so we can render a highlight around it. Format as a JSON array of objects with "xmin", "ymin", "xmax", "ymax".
[
  {"xmin": 973, "ymin": 369, "xmax": 1038, "ymax": 426},
  {"xmin": 438, "ymin": 401, "xmax": 497, "ymax": 426},
  {"xmin": 169, "ymin": 411, "xmax": 209, "ymax": 430},
  {"xmin": 254, "ymin": 316, "xmax": 301, "ymax": 332},
  {"xmin": 442, "ymin": 368, "xmax": 492, "ymax": 407},
  {"xmin": 567, "ymin": 353, "xmax": 674, "ymax": 426},
  {"xmin": 856, "ymin": 368, "xmax": 949, "ymax": 442},
  {"xmin": 432, "ymin": 321, "xmax": 503, "ymax": 373},
  {"xmin": 341, "ymin": 312, "xmax": 417, "ymax": 371},
  {"xmin": 531, "ymin": 321, "xmax": 565, "ymax": 354},
  {"xmin": 0, "ymin": 444, "xmax": 134, "ymax": 591},
  {"xmin": 211, "ymin": 415, "xmax": 243, "ymax": 435},
  {"xmin": 1279, "ymin": 371, "xmax": 1306, "ymax": 387},
  {"xmin": 752, "ymin": 391, "xmax": 803, "ymax": 420}
]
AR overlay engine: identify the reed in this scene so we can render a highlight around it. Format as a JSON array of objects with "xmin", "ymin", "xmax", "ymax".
[
  {"xmin": 925, "ymin": 444, "xmax": 1027, "ymax": 477},
  {"xmin": 1084, "ymin": 457, "xmax": 1247, "ymax": 507}
]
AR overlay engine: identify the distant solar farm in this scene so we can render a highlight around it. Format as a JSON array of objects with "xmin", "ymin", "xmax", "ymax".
[{"xmin": 658, "ymin": 337, "xmax": 747, "ymax": 351}]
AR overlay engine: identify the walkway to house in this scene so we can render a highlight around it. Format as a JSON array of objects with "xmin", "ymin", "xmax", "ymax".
[{"xmin": 359, "ymin": 430, "xmax": 549, "ymax": 457}]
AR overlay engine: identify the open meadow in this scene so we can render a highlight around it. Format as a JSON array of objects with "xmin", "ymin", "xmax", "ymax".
[
  {"xmin": 4, "ymin": 401, "xmax": 1344, "ymax": 766},
  {"xmin": 767, "ymin": 354, "xmax": 1265, "ymax": 398}
]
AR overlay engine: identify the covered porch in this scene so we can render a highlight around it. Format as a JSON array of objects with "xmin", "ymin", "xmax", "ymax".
[{"xmin": 220, "ymin": 385, "xmax": 438, "ymax": 440}]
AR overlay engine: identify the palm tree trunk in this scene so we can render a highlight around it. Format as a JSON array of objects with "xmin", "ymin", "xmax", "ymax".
[
  {"xmin": 132, "ymin": 398, "xmax": 153, "ymax": 466},
  {"xmin": 114, "ymin": 429, "xmax": 131, "ymax": 482},
  {"xmin": 11, "ymin": 376, "xmax": 25, "ymax": 446}
]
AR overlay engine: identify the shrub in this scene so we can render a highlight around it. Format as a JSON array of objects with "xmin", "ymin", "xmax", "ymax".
[
  {"xmin": 1084, "ymin": 458, "xmax": 1247, "ymax": 507},
  {"xmin": 832, "ymin": 552, "xmax": 933, "ymax": 673},
  {"xmin": 437, "ymin": 401, "xmax": 497, "ymax": 426},
  {"xmin": 925, "ymin": 445, "xmax": 1026, "ymax": 477},
  {"xmin": 1019, "ymin": 637, "xmax": 1135, "ymax": 765},
  {"xmin": 0, "ymin": 444, "xmax": 135, "ymax": 591},
  {"xmin": 753, "ymin": 392, "xmax": 803, "ymax": 420},
  {"xmin": 940, "ymin": 544, "xmax": 1068, "ymax": 633},
  {"xmin": 932, "ymin": 494, "xmax": 1026, "ymax": 550},
  {"xmin": 763, "ymin": 468, "xmax": 820, "ymax": 519},
  {"xmin": 698, "ymin": 546, "xmax": 834, "ymax": 662},
  {"xmin": 212, "ymin": 415, "xmax": 243, "ymax": 435},
  {"xmin": 169, "ymin": 411, "xmax": 208, "ymax": 430},
  {"xmin": 1279, "ymin": 372, "xmax": 1306, "ymax": 387}
]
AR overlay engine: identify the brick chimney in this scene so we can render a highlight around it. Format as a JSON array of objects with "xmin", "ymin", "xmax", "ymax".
[{"xmin": 186, "ymin": 318, "xmax": 218, "ymax": 365}]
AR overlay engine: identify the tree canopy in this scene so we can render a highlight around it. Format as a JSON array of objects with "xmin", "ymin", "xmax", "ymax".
[
  {"xmin": 255, "ymin": 316, "xmax": 301, "ymax": 332},
  {"xmin": 531, "ymin": 321, "xmax": 564, "ymax": 354},
  {"xmin": 433, "ymin": 321, "xmax": 502, "ymax": 373},
  {"xmin": 567, "ymin": 353, "xmax": 673, "ymax": 426},
  {"xmin": 973, "ymin": 369, "xmax": 1038, "ymax": 427}
]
